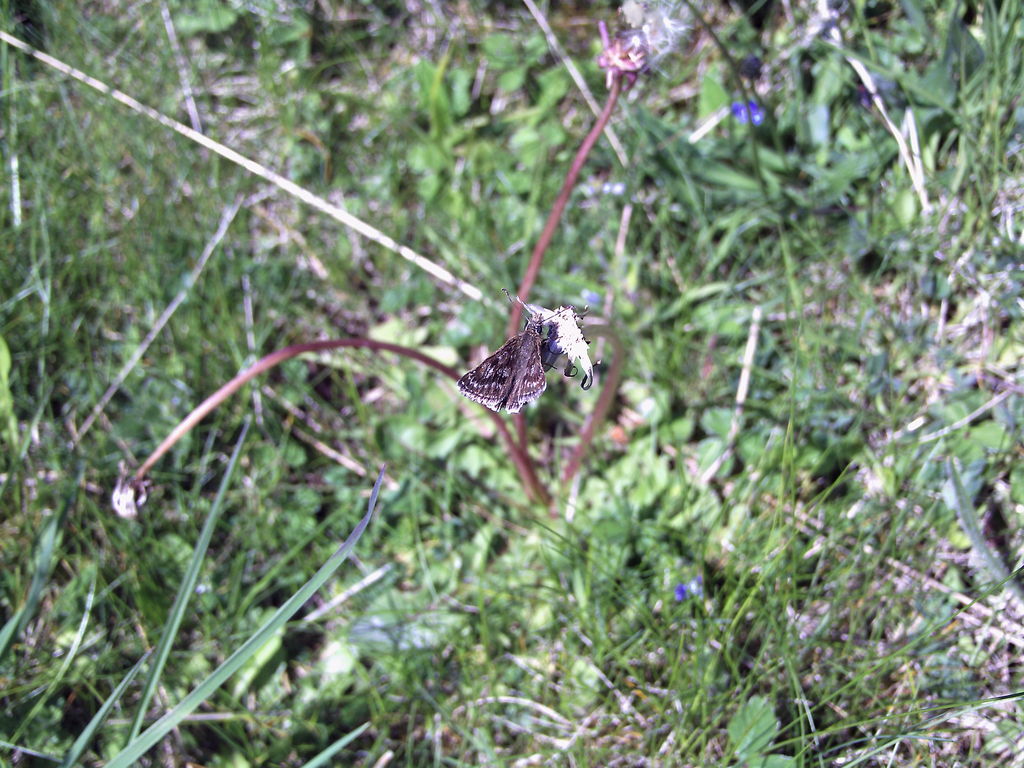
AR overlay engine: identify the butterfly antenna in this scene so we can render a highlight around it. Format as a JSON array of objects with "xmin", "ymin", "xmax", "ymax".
[
  {"xmin": 502, "ymin": 288, "xmax": 531, "ymax": 311},
  {"xmin": 503, "ymin": 289, "xmax": 549, "ymax": 329}
]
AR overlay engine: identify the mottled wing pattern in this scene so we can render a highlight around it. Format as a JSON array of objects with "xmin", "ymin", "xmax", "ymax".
[
  {"xmin": 457, "ymin": 336, "xmax": 518, "ymax": 411},
  {"xmin": 501, "ymin": 325, "xmax": 546, "ymax": 413},
  {"xmin": 458, "ymin": 326, "xmax": 547, "ymax": 413}
]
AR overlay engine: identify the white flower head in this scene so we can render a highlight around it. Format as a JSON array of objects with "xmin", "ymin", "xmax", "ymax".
[
  {"xmin": 112, "ymin": 463, "xmax": 149, "ymax": 519},
  {"xmin": 618, "ymin": 1, "xmax": 689, "ymax": 70},
  {"xmin": 525, "ymin": 301, "xmax": 595, "ymax": 390}
]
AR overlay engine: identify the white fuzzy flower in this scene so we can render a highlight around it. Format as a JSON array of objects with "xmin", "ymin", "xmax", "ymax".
[
  {"xmin": 620, "ymin": 1, "xmax": 689, "ymax": 68},
  {"xmin": 527, "ymin": 302, "xmax": 595, "ymax": 389}
]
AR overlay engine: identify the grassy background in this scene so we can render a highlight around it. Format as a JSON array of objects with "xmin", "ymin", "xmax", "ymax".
[{"xmin": 3, "ymin": 0, "xmax": 1024, "ymax": 764}]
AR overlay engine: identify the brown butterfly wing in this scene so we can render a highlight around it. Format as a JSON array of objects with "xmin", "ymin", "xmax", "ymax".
[
  {"xmin": 499, "ymin": 327, "xmax": 546, "ymax": 413},
  {"xmin": 458, "ymin": 327, "xmax": 546, "ymax": 413},
  {"xmin": 458, "ymin": 334, "xmax": 520, "ymax": 411}
]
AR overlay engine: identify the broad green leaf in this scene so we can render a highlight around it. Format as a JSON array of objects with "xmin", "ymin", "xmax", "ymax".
[
  {"xmin": 698, "ymin": 73, "xmax": 729, "ymax": 119},
  {"xmin": 728, "ymin": 695, "xmax": 778, "ymax": 759},
  {"xmin": 482, "ymin": 34, "xmax": 518, "ymax": 68},
  {"xmin": 174, "ymin": 1, "xmax": 238, "ymax": 35}
]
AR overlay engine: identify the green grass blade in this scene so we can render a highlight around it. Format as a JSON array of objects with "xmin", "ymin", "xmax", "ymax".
[
  {"xmin": 0, "ymin": 466, "xmax": 80, "ymax": 664},
  {"xmin": 947, "ymin": 458, "xmax": 1024, "ymax": 608},
  {"xmin": 58, "ymin": 651, "xmax": 151, "ymax": 768},
  {"xmin": 127, "ymin": 419, "xmax": 252, "ymax": 741},
  {"xmin": 0, "ymin": 333, "xmax": 18, "ymax": 451},
  {"xmin": 300, "ymin": 722, "xmax": 371, "ymax": 768},
  {"xmin": 105, "ymin": 465, "xmax": 386, "ymax": 768}
]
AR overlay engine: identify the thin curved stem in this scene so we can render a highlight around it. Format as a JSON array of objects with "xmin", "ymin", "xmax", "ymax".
[
  {"xmin": 506, "ymin": 76, "xmax": 622, "ymax": 338},
  {"xmin": 134, "ymin": 338, "xmax": 550, "ymax": 505},
  {"xmin": 510, "ymin": 75, "xmax": 624, "ymax": 458}
]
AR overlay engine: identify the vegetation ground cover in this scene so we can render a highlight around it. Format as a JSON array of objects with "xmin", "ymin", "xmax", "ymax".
[{"xmin": 2, "ymin": 1, "xmax": 1023, "ymax": 765}]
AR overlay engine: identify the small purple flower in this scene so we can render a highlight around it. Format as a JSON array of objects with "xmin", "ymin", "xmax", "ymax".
[
  {"xmin": 731, "ymin": 100, "xmax": 765, "ymax": 126},
  {"xmin": 749, "ymin": 102, "xmax": 765, "ymax": 126},
  {"xmin": 674, "ymin": 575, "xmax": 703, "ymax": 602}
]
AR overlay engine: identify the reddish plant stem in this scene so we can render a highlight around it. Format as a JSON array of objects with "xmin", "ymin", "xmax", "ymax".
[
  {"xmin": 134, "ymin": 338, "xmax": 550, "ymax": 505},
  {"xmin": 138, "ymin": 74, "xmax": 627, "ymax": 510},
  {"xmin": 506, "ymin": 76, "xmax": 622, "ymax": 338},
  {"xmin": 510, "ymin": 75, "xmax": 623, "ymax": 456}
]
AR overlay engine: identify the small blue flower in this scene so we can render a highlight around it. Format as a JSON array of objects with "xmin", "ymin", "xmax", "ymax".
[
  {"xmin": 731, "ymin": 100, "xmax": 764, "ymax": 126},
  {"xmin": 674, "ymin": 575, "xmax": 703, "ymax": 602},
  {"xmin": 749, "ymin": 101, "xmax": 765, "ymax": 126}
]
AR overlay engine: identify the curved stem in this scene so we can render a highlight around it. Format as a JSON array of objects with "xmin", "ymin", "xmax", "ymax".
[
  {"xmin": 134, "ymin": 338, "xmax": 550, "ymax": 505},
  {"xmin": 506, "ymin": 76, "xmax": 622, "ymax": 338},
  {"xmin": 510, "ymin": 75, "xmax": 623, "ymax": 458}
]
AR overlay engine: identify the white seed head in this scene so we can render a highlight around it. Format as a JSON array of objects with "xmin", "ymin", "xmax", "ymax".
[
  {"xmin": 619, "ymin": 1, "xmax": 689, "ymax": 69},
  {"xmin": 529, "ymin": 303, "xmax": 595, "ymax": 389}
]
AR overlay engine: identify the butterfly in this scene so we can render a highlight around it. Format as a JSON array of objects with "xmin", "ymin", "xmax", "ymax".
[
  {"xmin": 458, "ymin": 296, "xmax": 593, "ymax": 413},
  {"xmin": 457, "ymin": 317, "xmax": 548, "ymax": 414}
]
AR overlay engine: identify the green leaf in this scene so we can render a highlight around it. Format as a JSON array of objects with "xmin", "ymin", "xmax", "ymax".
[
  {"xmin": 968, "ymin": 420, "xmax": 1009, "ymax": 451},
  {"xmin": 535, "ymin": 68, "xmax": 569, "ymax": 111},
  {"xmin": 498, "ymin": 68, "xmax": 527, "ymax": 92},
  {"xmin": 407, "ymin": 142, "xmax": 448, "ymax": 174},
  {"xmin": 415, "ymin": 57, "xmax": 454, "ymax": 140},
  {"xmin": 482, "ymin": 34, "xmax": 518, "ymax": 68},
  {"xmin": 509, "ymin": 126, "xmax": 542, "ymax": 164},
  {"xmin": 268, "ymin": 15, "xmax": 310, "ymax": 46},
  {"xmin": 174, "ymin": 0, "xmax": 238, "ymax": 35},
  {"xmin": 944, "ymin": 18, "xmax": 985, "ymax": 79},
  {"xmin": 893, "ymin": 187, "xmax": 918, "ymax": 226},
  {"xmin": 450, "ymin": 67, "xmax": 473, "ymax": 116},
  {"xmin": 806, "ymin": 103, "xmax": 830, "ymax": 148},
  {"xmin": 728, "ymin": 695, "xmax": 778, "ymax": 760},
  {"xmin": 899, "ymin": 0, "xmax": 926, "ymax": 28},
  {"xmin": 700, "ymin": 408, "xmax": 733, "ymax": 439},
  {"xmin": 698, "ymin": 73, "xmax": 729, "ymax": 119},
  {"xmin": 1011, "ymin": 464, "xmax": 1024, "ymax": 506},
  {"xmin": 914, "ymin": 61, "xmax": 957, "ymax": 108}
]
